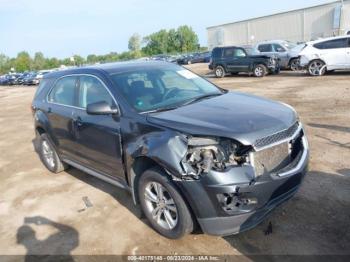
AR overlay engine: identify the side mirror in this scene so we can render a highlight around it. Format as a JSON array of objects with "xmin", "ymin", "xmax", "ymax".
[{"xmin": 86, "ymin": 101, "xmax": 118, "ymax": 115}]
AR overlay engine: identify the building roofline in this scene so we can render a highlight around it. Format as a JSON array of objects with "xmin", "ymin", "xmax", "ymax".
[{"xmin": 206, "ymin": 0, "xmax": 345, "ymax": 29}]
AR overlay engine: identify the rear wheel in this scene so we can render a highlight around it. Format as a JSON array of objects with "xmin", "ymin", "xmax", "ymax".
[
  {"xmin": 138, "ymin": 167, "xmax": 193, "ymax": 239},
  {"xmin": 290, "ymin": 58, "xmax": 299, "ymax": 71},
  {"xmin": 214, "ymin": 66, "xmax": 225, "ymax": 78},
  {"xmin": 253, "ymin": 64, "xmax": 267, "ymax": 77},
  {"xmin": 38, "ymin": 133, "xmax": 68, "ymax": 173},
  {"xmin": 308, "ymin": 60, "xmax": 326, "ymax": 76}
]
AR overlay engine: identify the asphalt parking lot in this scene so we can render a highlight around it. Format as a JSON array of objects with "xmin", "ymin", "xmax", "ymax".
[{"xmin": 0, "ymin": 64, "xmax": 349, "ymax": 258}]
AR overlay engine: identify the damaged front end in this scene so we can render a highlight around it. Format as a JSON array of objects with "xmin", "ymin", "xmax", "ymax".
[
  {"xmin": 172, "ymin": 124, "xmax": 309, "ymax": 236},
  {"xmin": 181, "ymin": 136, "xmax": 252, "ymax": 179}
]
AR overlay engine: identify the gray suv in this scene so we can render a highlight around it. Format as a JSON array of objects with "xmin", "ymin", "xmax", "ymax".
[
  {"xmin": 254, "ymin": 40, "xmax": 299, "ymax": 70},
  {"xmin": 32, "ymin": 61, "xmax": 309, "ymax": 239}
]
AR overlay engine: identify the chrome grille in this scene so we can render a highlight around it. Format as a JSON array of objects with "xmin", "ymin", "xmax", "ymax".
[
  {"xmin": 254, "ymin": 122, "xmax": 299, "ymax": 149},
  {"xmin": 250, "ymin": 142, "xmax": 291, "ymax": 177}
]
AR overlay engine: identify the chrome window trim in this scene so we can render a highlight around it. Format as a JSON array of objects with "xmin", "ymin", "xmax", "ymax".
[{"xmin": 46, "ymin": 73, "xmax": 121, "ymax": 114}]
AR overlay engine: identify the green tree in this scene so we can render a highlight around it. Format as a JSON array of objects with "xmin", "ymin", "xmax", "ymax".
[
  {"xmin": 15, "ymin": 51, "xmax": 31, "ymax": 72},
  {"xmin": 33, "ymin": 52, "xmax": 45, "ymax": 70},
  {"xmin": 46, "ymin": 57, "xmax": 60, "ymax": 69},
  {"xmin": 167, "ymin": 29, "xmax": 180, "ymax": 53},
  {"xmin": 0, "ymin": 54, "xmax": 10, "ymax": 74},
  {"xmin": 177, "ymin": 25, "xmax": 199, "ymax": 53},
  {"xmin": 87, "ymin": 54, "xmax": 98, "ymax": 64},
  {"xmin": 142, "ymin": 29, "xmax": 169, "ymax": 55},
  {"xmin": 73, "ymin": 55, "xmax": 85, "ymax": 66},
  {"xmin": 128, "ymin": 33, "xmax": 141, "ymax": 52}
]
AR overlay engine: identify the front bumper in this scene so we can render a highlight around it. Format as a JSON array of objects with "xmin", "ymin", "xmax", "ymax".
[{"xmin": 175, "ymin": 134, "xmax": 309, "ymax": 236}]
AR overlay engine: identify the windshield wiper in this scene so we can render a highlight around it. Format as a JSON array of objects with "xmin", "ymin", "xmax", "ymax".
[
  {"xmin": 181, "ymin": 93, "xmax": 222, "ymax": 106},
  {"xmin": 142, "ymin": 105, "xmax": 180, "ymax": 114},
  {"xmin": 142, "ymin": 93, "xmax": 223, "ymax": 114}
]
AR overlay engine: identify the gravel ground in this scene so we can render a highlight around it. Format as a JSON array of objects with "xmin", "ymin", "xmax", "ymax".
[{"xmin": 0, "ymin": 64, "xmax": 349, "ymax": 258}]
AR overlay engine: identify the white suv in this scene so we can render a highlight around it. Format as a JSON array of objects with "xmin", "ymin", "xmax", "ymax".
[{"xmin": 299, "ymin": 36, "xmax": 350, "ymax": 76}]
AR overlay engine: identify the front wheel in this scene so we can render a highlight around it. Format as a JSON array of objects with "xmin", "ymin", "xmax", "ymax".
[
  {"xmin": 214, "ymin": 66, "xmax": 225, "ymax": 78},
  {"xmin": 253, "ymin": 64, "xmax": 267, "ymax": 77},
  {"xmin": 138, "ymin": 167, "xmax": 194, "ymax": 239},
  {"xmin": 308, "ymin": 60, "xmax": 326, "ymax": 76}
]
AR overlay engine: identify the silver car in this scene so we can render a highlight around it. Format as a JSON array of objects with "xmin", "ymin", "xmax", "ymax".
[{"xmin": 253, "ymin": 40, "xmax": 299, "ymax": 70}]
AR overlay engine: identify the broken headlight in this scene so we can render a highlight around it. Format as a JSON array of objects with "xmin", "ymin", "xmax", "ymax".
[{"xmin": 182, "ymin": 137, "xmax": 250, "ymax": 177}]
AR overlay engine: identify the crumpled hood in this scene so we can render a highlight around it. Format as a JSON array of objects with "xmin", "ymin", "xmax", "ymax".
[{"xmin": 146, "ymin": 92, "xmax": 297, "ymax": 146}]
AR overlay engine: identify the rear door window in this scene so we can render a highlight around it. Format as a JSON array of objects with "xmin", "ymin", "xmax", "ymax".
[
  {"xmin": 233, "ymin": 48, "xmax": 246, "ymax": 57},
  {"xmin": 258, "ymin": 44, "xmax": 273, "ymax": 52},
  {"xmin": 48, "ymin": 76, "xmax": 78, "ymax": 107},
  {"xmin": 273, "ymin": 44, "xmax": 286, "ymax": 52},
  {"xmin": 223, "ymin": 48, "xmax": 235, "ymax": 57}
]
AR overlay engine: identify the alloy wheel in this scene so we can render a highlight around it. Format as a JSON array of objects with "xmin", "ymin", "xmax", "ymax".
[
  {"xmin": 290, "ymin": 60, "xmax": 299, "ymax": 71},
  {"xmin": 215, "ymin": 67, "xmax": 224, "ymax": 77},
  {"xmin": 254, "ymin": 66, "xmax": 263, "ymax": 77},
  {"xmin": 42, "ymin": 140, "xmax": 55, "ymax": 168},
  {"xmin": 144, "ymin": 182, "xmax": 178, "ymax": 230},
  {"xmin": 309, "ymin": 60, "xmax": 325, "ymax": 76}
]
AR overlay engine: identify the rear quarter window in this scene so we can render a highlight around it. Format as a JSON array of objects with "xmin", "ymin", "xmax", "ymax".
[
  {"xmin": 212, "ymin": 48, "xmax": 222, "ymax": 58},
  {"xmin": 314, "ymin": 38, "xmax": 348, "ymax": 49},
  {"xmin": 34, "ymin": 79, "xmax": 51, "ymax": 99},
  {"xmin": 48, "ymin": 76, "xmax": 78, "ymax": 106}
]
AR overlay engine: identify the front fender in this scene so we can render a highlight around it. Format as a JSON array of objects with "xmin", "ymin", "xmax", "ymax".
[{"xmin": 124, "ymin": 130, "xmax": 188, "ymax": 182}]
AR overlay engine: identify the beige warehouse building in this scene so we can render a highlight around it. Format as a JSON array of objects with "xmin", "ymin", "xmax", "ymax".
[{"xmin": 207, "ymin": 0, "xmax": 350, "ymax": 50}]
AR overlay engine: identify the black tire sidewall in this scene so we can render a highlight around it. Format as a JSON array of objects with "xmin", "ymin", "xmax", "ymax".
[
  {"xmin": 38, "ymin": 134, "xmax": 60, "ymax": 173},
  {"xmin": 138, "ymin": 168, "xmax": 193, "ymax": 239}
]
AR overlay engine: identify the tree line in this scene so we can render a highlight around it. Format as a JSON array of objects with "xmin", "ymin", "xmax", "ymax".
[{"xmin": 0, "ymin": 25, "xmax": 203, "ymax": 74}]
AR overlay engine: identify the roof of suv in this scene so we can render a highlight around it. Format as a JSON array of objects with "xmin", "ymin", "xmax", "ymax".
[
  {"xmin": 307, "ymin": 35, "xmax": 350, "ymax": 45},
  {"xmin": 43, "ymin": 61, "xmax": 176, "ymax": 79},
  {"xmin": 255, "ymin": 40, "xmax": 289, "ymax": 45}
]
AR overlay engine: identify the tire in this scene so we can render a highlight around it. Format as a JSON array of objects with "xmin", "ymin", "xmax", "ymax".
[
  {"xmin": 289, "ymin": 58, "xmax": 299, "ymax": 71},
  {"xmin": 308, "ymin": 59, "xmax": 326, "ymax": 76},
  {"xmin": 253, "ymin": 64, "xmax": 267, "ymax": 77},
  {"xmin": 272, "ymin": 66, "xmax": 281, "ymax": 75},
  {"xmin": 38, "ymin": 133, "xmax": 67, "ymax": 173},
  {"xmin": 138, "ymin": 167, "xmax": 193, "ymax": 239},
  {"xmin": 214, "ymin": 66, "xmax": 225, "ymax": 78}
]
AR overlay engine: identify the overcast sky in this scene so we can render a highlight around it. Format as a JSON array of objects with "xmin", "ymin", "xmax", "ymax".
[{"xmin": 0, "ymin": 0, "xmax": 335, "ymax": 58}]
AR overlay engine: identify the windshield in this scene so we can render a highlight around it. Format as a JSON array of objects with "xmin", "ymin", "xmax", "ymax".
[
  {"xmin": 109, "ymin": 65, "xmax": 222, "ymax": 112},
  {"xmin": 284, "ymin": 41, "xmax": 297, "ymax": 50}
]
